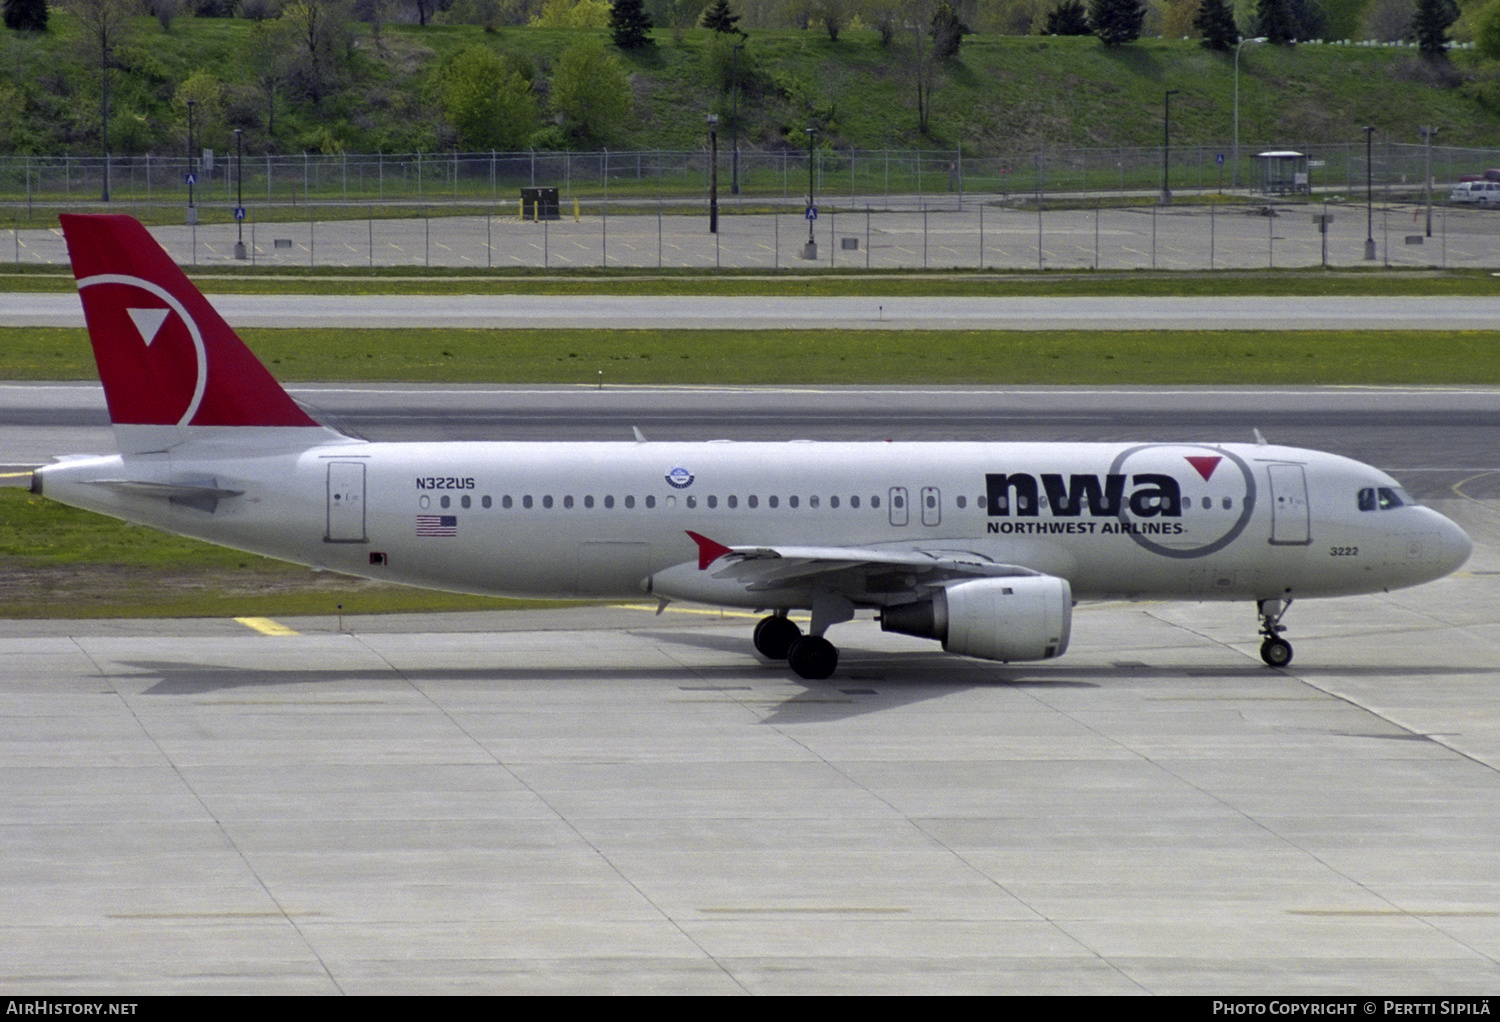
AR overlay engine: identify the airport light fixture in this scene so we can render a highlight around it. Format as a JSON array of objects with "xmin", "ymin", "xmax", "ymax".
[
  {"xmin": 234, "ymin": 128, "xmax": 246, "ymax": 261},
  {"xmin": 1161, "ymin": 89, "xmax": 1180, "ymax": 204},
  {"xmin": 1420, "ymin": 125, "xmax": 1439, "ymax": 238},
  {"xmin": 1233, "ymin": 37, "xmax": 1266, "ymax": 190},
  {"xmin": 1364, "ymin": 126, "xmax": 1376, "ymax": 261},
  {"xmin": 707, "ymin": 113, "xmax": 719, "ymax": 235},
  {"xmin": 803, "ymin": 126, "xmax": 817, "ymax": 260},
  {"xmin": 186, "ymin": 100, "xmax": 196, "ymax": 224},
  {"xmin": 731, "ymin": 43, "xmax": 743, "ymax": 195}
]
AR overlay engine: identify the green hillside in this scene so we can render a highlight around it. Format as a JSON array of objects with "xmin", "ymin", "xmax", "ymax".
[{"xmin": 3, "ymin": 14, "xmax": 1500, "ymax": 160}]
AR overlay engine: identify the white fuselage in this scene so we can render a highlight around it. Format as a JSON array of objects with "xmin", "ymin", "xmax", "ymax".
[{"xmin": 35, "ymin": 437, "xmax": 1471, "ymax": 609}]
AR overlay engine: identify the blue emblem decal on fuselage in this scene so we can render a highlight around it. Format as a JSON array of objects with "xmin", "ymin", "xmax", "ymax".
[{"xmin": 665, "ymin": 467, "xmax": 694, "ymax": 489}]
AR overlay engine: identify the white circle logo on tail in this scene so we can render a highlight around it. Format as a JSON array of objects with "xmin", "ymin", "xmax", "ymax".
[
  {"xmin": 78, "ymin": 273, "xmax": 207, "ymax": 427},
  {"xmin": 1106, "ymin": 443, "xmax": 1257, "ymax": 558}
]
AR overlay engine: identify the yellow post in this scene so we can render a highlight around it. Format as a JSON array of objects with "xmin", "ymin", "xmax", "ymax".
[{"xmin": 574, "ymin": 197, "xmax": 580, "ymax": 222}]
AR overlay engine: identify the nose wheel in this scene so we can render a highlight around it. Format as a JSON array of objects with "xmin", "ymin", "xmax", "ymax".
[{"xmin": 1257, "ymin": 598, "xmax": 1293, "ymax": 667}]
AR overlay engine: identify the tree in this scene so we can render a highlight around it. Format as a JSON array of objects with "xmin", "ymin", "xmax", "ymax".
[
  {"xmin": 70, "ymin": 0, "xmax": 133, "ymax": 198},
  {"xmin": 1476, "ymin": 0, "xmax": 1500, "ymax": 58},
  {"xmin": 2, "ymin": 0, "xmax": 48, "ymax": 31},
  {"xmin": 551, "ymin": 38, "xmax": 632, "ymax": 141},
  {"xmin": 931, "ymin": 0, "xmax": 969, "ymax": 56},
  {"xmin": 1412, "ymin": 0, "xmax": 1458, "ymax": 59},
  {"xmin": 1089, "ymin": 0, "xmax": 1144, "ymax": 44},
  {"xmin": 437, "ymin": 45, "xmax": 537, "ymax": 149},
  {"xmin": 281, "ymin": 0, "xmax": 353, "ymax": 104},
  {"xmin": 1254, "ymin": 0, "xmax": 1299, "ymax": 42},
  {"xmin": 1045, "ymin": 0, "xmax": 1091, "ymax": 34},
  {"xmin": 700, "ymin": 0, "xmax": 742, "ymax": 33},
  {"xmin": 173, "ymin": 70, "xmax": 225, "ymax": 149},
  {"xmin": 1361, "ymin": 0, "xmax": 1415, "ymax": 41},
  {"xmin": 247, "ymin": 19, "xmax": 298, "ymax": 136},
  {"xmin": 809, "ymin": 0, "xmax": 856, "ymax": 41},
  {"xmin": 900, "ymin": 0, "xmax": 941, "ymax": 134},
  {"xmin": 145, "ymin": 0, "xmax": 181, "ymax": 31},
  {"xmin": 609, "ymin": 0, "xmax": 653, "ymax": 47},
  {"xmin": 1193, "ymin": 0, "xmax": 1238, "ymax": 49}
]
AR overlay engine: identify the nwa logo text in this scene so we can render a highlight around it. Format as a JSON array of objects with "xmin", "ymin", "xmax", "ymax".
[{"xmin": 986, "ymin": 473, "xmax": 1182, "ymax": 518}]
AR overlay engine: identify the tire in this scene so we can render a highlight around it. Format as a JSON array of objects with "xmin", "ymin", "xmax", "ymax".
[
  {"xmin": 1260, "ymin": 637, "xmax": 1293, "ymax": 668},
  {"xmin": 787, "ymin": 635, "xmax": 839, "ymax": 680},
  {"xmin": 753, "ymin": 615, "xmax": 801, "ymax": 660}
]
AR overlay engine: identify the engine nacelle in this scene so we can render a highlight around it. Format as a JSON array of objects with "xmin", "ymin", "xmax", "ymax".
[{"xmin": 880, "ymin": 576, "xmax": 1072, "ymax": 662}]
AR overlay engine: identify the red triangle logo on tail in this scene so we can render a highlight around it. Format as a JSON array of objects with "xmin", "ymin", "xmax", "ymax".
[{"xmin": 1185, "ymin": 455, "xmax": 1222, "ymax": 481}]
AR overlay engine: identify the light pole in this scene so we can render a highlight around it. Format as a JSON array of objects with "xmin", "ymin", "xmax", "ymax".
[
  {"xmin": 1420, "ymin": 124, "xmax": 1439, "ymax": 238},
  {"xmin": 1364, "ymin": 125, "xmax": 1376, "ymax": 261},
  {"xmin": 1161, "ymin": 89, "xmax": 1179, "ymax": 204},
  {"xmin": 1233, "ymin": 37, "xmax": 1266, "ymax": 190},
  {"xmin": 802, "ymin": 126, "xmax": 817, "ymax": 260},
  {"xmin": 233, "ymin": 128, "xmax": 246, "ymax": 260},
  {"xmin": 186, "ymin": 99, "xmax": 197, "ymax": 225},
  {"xmin": 707, "ymin": 113, "xmax": 719, "ymax": 235},
  {"xmin": 731, "ymin": 42, "xmax": 743, "ymax": 195}
]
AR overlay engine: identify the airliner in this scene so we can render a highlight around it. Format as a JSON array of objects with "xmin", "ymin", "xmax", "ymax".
[{"xmin": 31, "ymin": 214, "xmax": 1471, "ymax": 679}]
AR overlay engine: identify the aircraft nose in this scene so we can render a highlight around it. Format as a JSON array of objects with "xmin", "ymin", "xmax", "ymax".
[{"xmin": 1438, "ymin": 514, "xmax": 1473, "ymax": 575}]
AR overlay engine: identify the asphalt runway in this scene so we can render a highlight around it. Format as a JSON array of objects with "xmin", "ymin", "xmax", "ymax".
[
  {"xmin": 5, "ymin": 384, "xmax": 1500, "ymax": 993},
  {"xmin": 8, "ymin": 292, "xmax": 1500, "ymax": 331}
]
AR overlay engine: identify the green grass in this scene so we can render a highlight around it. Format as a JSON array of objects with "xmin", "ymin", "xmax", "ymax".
[
  {"xmin": 6, "ymin": 324, "xmax": 1500, "ymax": 386},
  {"xmin": 0, "ymin": 489, "xmax": 582, "ymax": 619},
  {"xmin": 4, "ymin": 22, "xmax": 1500, "ymax": 181}
]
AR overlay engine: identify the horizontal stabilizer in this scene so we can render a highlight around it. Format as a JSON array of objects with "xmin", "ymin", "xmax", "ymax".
[{"xmin": 85, "ymin": 478, "xmax": 244, "ymax": 514}]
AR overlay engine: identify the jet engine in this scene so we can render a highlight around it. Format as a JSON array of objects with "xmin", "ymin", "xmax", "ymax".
[{"xmin": 880, "ymin": 576, "xmax": 1072, "ymax": 662}]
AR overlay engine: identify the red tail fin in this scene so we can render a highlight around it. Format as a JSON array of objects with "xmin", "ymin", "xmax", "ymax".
[{"xmin": 60, "ymin": 214, "xmax": 319, "ymax": 432}]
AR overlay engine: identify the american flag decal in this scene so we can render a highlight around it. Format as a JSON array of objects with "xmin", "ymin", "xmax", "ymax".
[{"xmin": 416, "ymin": 514, "xmax": 457, "ymax": 537}]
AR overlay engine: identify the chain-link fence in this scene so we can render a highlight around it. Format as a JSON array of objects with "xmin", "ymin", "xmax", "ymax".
[{"xmin": 6, "ymin": 143, "xmax": 1498, "ymax": 270}]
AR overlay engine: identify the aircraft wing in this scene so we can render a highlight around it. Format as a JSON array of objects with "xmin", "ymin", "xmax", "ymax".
[{"xmin": 683, "ymin": 530, "xmax": 1038, "ymax": 597}]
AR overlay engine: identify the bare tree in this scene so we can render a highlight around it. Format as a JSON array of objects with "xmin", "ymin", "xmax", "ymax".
[
  {"xmin": 248, "ymin": 19, "xmax": 298, "ymax": 136},
  {"xmin": 69, "ymin": 0, "xmax": 133, "ymax": 200},
  {"xmin": 903, "ymin": 0, "xmax": 940, "ymax": 135},
  {"xmin": 280, "ymin": 0, "xmax": 352, "ymax": 105}
]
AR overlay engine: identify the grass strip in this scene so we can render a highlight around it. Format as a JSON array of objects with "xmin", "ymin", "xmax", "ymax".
[
  {"xmin": 5, "ymin": 325, "xmax": 1500, "ymax": 386},
  {"xmin": 0, "ymin": 489, "xmax": 571, "ymax": 619}
]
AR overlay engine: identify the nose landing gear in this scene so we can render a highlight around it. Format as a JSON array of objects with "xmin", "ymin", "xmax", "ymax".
[{"xmin": 1257, "ymin": 598, "xmax": 1293, "ymax": 667}]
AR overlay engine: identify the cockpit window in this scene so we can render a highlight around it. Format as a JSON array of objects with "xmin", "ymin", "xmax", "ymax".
[{"xmin": 1357, "ymin": 486, "xmax": 1412, "ymax": 511}]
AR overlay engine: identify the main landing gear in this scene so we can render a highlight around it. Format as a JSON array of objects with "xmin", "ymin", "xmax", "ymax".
[
  {"xmin": 753, "ymin": 613, "xmax": 840, "ymax": 680},
  {"xmin": 1257, "ymin": 598, "xmax": 1293, "ymax": 668}
]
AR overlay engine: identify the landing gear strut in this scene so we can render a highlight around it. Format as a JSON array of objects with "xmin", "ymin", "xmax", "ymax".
[{"xmin": 1257, "ymin": 598, "xmax": 1293, "ymax": 667}]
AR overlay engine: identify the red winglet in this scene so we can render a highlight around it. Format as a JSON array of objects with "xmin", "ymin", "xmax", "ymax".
[{"xmin": 686, "ymin": 531, "xmax": 733, "ymax": 570}]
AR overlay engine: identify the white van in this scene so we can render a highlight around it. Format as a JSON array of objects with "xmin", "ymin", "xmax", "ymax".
[{"xmin": 1448, "ymin": 181, "xmax": 1500, "ymax": 204}]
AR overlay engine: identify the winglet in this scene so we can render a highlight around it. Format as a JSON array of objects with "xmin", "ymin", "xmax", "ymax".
[{"xmin": 686, "ymin": 530, "xmax": 733, "ymax": 570}]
